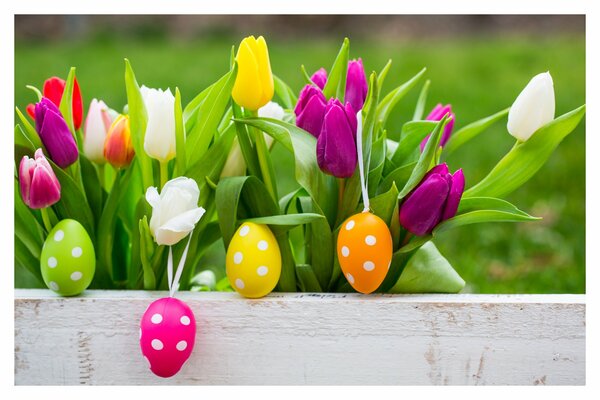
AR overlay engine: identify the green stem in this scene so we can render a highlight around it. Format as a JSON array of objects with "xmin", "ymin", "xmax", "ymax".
[
  {"xmin": 250, "ymin": 109, "xmax": 278, "ymax": 201},
  {"xmin": 160, "ymin": 161, "xmax": 169, "ymax": 189},
  {"xmin": 336, "ymin": 178, "xmax": 345, "ymax": 223},
  {"xmin": 40, "ymin": 207, "xmax": 53, "ymax": 233},
  {"xmin": 98, "ymin": 164, "xmax": 105, "ymax": 190}
]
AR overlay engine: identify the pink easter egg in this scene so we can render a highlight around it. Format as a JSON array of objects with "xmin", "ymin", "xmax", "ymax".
[{"xmin": 139, "ymin": 297, "xmax": 196, "ymax": 378}]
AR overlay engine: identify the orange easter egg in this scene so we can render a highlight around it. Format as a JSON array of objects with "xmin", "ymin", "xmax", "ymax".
[{"xmin": 337, "ymin": 212, "xmax": 393, "ymax": 294}]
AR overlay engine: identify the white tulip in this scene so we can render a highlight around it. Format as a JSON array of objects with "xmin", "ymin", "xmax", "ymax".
[
  {"xmin": 220, "ymin": 101, "xmax": 284, "ymax": 178},
  {"xmin": 83, "ymin": 99, "xmax": 113, "ymax": 164},
  {"xmin": 145, "ymin": 177, "xmax": 206, "ymax": 246},
  {"xmin": 507, "ymin": 72, "xmax": 555, "ymax": 141},
  {"xmin": 141, "ymin": 85, "xmax": 176, "ymax": 162}
]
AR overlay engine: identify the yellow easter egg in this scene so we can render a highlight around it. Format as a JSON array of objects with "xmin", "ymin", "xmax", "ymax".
[
  {"xmin": 226, "ymin": 222, "xmax": 281, "ymax": 298},
  {"xmin": 337, "ymin": 212, "xmax": 393, "ymax": 294}
]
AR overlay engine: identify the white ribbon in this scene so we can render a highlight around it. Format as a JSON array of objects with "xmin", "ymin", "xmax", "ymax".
[
  {"xmin": 356, "ymin": 111, "xmax": 370, "ymax": 212},
  {"xmin": 167, "ymin": 233, "xmax": 194, "ymax": 297}
]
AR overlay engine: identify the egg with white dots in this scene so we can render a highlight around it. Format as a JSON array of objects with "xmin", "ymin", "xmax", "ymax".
[
  {"xmin": 337, "ymin": 212, "xmax": 393, "ymax": 294},
  {"xmin": 40, "ymin": 219, "xmax": 95, "ymax": 296},
  {"xmin": 226, "ymin": 222, "xmax": 281, "ymax": 298}
]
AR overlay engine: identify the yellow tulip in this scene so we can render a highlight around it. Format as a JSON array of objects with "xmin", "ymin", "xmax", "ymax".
[{"xmin": 232, "ymin": 35, "xmax": 274, "ymax": 111}]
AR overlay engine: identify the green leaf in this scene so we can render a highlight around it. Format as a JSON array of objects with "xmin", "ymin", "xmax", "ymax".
[
  {"xmin": 79, "ymin": 155, "xmax": 103, "ymax": 223},
  {"xmin": 236, "ymin": 118, "xmax": 337, "ymax": 224},
  {"xmin": 26, "ymin": 84, "xmax": 42, "ymax": 101},
  {"xmin": 15, "ymin": 235, "xmax": 44, "ymax": 285},
  {"xmin": 465, "ymin": 105, "xmax": 585, "ymax": 198},
  {"xmin": 397, "ymin": 234, "xmax": 432, "ymax": 253},
  {"xmin": 300, "ymin": 65, "xmax": 314, "ymax": 85},
  {"xmin": 370, "ymin": 182, "xmax": 399, "ymax": 225},
  {"xmin": 139, "ymin": 216, "xmax": 156, "ymax": 290},
  {"xmin": 174, "ymin": 87, "xmax": 187, "ymax": 176},
  {"xmin": 389, "ymin": 242, "xmax": 465, "ymax": 293},
  {"xmin": 296, "ymin": 264, "xmax": 323, "ymax": 292},
  {"xmin": 124, "ymin": 58, "xmax": 153, "ymax": 190},
  {"xmin": 273, "ymin": 74, "xmax": 298, "ymax": 110},
  {"xmin": 391, "ymin": 120, "xmax": 437, "ymax": 167},
  {"xmin": 14, "ymin": 178, "xmax": 44, "ymax": 261},
  {"xmin": 378, "ymin": 161, "xmax": 416, "ymax": 195},
  {"xmin": 376, "ymin": 67, "xmax": 426, "ymax": 131},
  {"xmin": 183, "ymin": 84, "xmax": 212, "ymax": 131},
  {"xmin": 15, "ymin": 107, "xmax": 43, "ymax": 149},
  {"xmin": 322, "ymin": 37, "xmax": 349, "ymax": 100},
  {"xmin": 15, "ymin": 124, "xmax": 35, "ymax": 158},
  {"xmin": 243, "ymin": 213, "xmax": 325, "ymax": 228},
  {"xmin": 412, "ymin": 79, "xmax": 431, "ymax": 121},
  {"xmin": 398, "ymin": 116, "xmax": 447, "ymax": 199},
  {"xmin": 444, "ymin": 107, "xmax": 509, "ymax": 156},
  {"xmin": 58, "ymin": 67, "xmax": 77, "ymax": 140},
  {"xmin": 377, "ymin": 59, "xmax": 393, "ymax": 91},
  {"xmin": 186, "ymin": 64, "xmax": 238, "ymax": 167},
  {"xmin": 433, "ymin": 197, "xmax": 539, "ymax": 235}
]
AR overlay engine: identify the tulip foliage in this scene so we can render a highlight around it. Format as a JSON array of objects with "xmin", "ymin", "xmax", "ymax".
[{"xmin": 15, "ymin": 37, "xmax": 585, "ymax": 294}]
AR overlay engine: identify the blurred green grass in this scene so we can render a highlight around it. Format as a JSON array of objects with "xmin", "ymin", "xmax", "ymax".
[{"xmin": 14, "ymin": 33, "xmax": 585, "ymax": 293}]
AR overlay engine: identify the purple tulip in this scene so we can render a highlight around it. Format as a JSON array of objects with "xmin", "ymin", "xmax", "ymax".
[
  {"xmin": 294, "ymin": 84, "xmax": 327, "ymax": 137},
  {"xmin": 19, "ymin": 148, "xmax": 61, "ymax": 209},
  {"xmin": 419, "ymin": 104, "xmax": 456, "ymax": 151},
  {"xmin": 316, "ymin": 99, "xmax": 358, "ymax": 178},
  {"xmin": 399, "ymin": 163, "xmax": 465, "ymax": 236},
  {"xmin": 35, "ymin": 97, "xmax": 79, "ymax": 168},
  {"xmin": 310, "ymin": 68, "xmax": 328, "ymax": 90},
  {"xmin": 345, "ymin": 59, "xmax": 368, "ymax": 112}
]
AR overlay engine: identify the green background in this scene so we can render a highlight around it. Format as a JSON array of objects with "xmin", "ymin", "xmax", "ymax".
[{"xmin": 14, "ymin": 20, "xmax": 585, "ymax": 293}]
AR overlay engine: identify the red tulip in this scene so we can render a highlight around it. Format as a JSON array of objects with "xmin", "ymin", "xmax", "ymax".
[{"xmin": 26, "ymin": 76, "xmax": 83, "ymax": 130}]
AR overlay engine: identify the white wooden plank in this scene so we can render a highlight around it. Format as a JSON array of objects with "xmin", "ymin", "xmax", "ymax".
[{"xmin": 14, "ymin": 290, "xmax": 585, "ymax": 385}]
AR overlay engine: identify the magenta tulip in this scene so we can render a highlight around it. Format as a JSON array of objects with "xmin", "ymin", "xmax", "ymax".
[
  {"xmin": 294, "ymin": 84, "xmax": 327, "ymax": 137},
  {"xmin": 35, "ymin": 98, "xmax": 79, "ymax": 168},
  {"xmin": 345, "ymin": 58, "xmax": 368, "ymax": 112},
  {"xmin": 19, "ymin": 148, "xmax": 61, "ymax": 209},
  {"xmin": 420, "ymin": 104, "xmax": 456, "ymax": 151},
  {"xmin": 310, "ymin": 68, "xmax": 328, "ymax": 90}
]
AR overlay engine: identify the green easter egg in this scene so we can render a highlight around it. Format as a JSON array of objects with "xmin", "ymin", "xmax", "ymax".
[{"xmin": 40, "ymin": 219, "xmax": 96, "ymax": 296}]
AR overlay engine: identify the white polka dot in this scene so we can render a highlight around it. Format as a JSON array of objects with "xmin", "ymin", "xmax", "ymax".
[
  {"xmin": 139, "ymin": 329, "xmax": 142, "ymax": 340},
  {"xmin": 49, "ymin": 281, "xmax": 59, "ymax": 291},
  {"xmin": 151, "ymin": 339, "xmax": 163, "ymax": 350},
  {"xmin": 257, "ymin": 266, "xmax": 268, "ymax": 276},
  {"xmin": 144, "ymin": 355, "xmax": 151, "ymax": 369},
  {"xmin": 341, "ymin": 246, "xmax": 350, "ymax": 257},
  {"xmin": 53, "ymin": 230, "xmax": 64, "ymax": 242},
  {"xmin": 151, "ymin": 313, "xmax": 163, "ymax": 324},
  {"xmin": 363, "ymin": 261, "xmax": 375, "ymax": 271},
  {"xmin": 365, "ymin": 235, "xmax": 377, "ymax": 246},
  {"xmin": 71, "ymin": 247, "xmax": 82, "ymax": 258},
  {"xmin": 70, "ymin": 271, "xmax": 83, "ymax": 281},
  {"xmin": 233, "ymin": 252, "xmax": 243, "ymax": 264},
  {"xmin": 239, "ymin": 225, "xmax": 250, "ymax": 237},
  {"xmin": 345, "ymin": 220, "xmax": 355, "ymax": 230},
  {"xmin": 235, "ymin": 278, "xmax": 245, "ymax": 289},
  {"xmin": 257, "ymin": 240, "xmax": 268, "ymax": 250},
  {"xmin": 176, "ymin": 340, "xmax": 188, "ymax": 351},
  {"xmin": 346, "ymin": 273, "xmax": 355, "ymax": 284},
  {"xmin": 180, "ymin": 315, "xmax": 191, "ymax": 326},
  {"xmin": 48, "ymin": 257, "xmax": 57, "ymax": 268}
]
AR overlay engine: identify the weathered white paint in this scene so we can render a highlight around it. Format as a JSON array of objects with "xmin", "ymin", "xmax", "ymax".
[{"xmin": 14, "ymin": 290, "xmax": 585, "ymax": 385}]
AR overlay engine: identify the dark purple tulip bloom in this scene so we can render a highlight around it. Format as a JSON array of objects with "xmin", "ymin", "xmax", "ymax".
[
  {"xmin": 310, "ymin": 68, "xmax": 328, "ymax": 90},
  {"xmin": 420, "ymin": 104, "xmax": 456, "ymax": 151},
  {"xmin": 399, "ymin": 163, "xmax": 465, "ymax": 236},
  {"xmin": 345, "ymin": 58, "xmax": 368, "ymax": 112},
  {"xmin": 316, "ymin": 99, "xmax": 358, "ymax": 178},
  {"xmin": 35, "ymin": 98, "xmax": 79, "ymax": 168},
  {"xmin": 294, "ymin": 84, "xmax": 327, "ymax": 137}
]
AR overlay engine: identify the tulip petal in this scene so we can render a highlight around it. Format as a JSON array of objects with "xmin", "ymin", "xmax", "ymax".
[
  {"xmin": 84, "ymin": 99, "xmax": 110, "ymax": 164},
  {"xmin": 345, "ymin": 59, "xmax": 368, "ymax": 112},
  {"xmin": 311, "ymin": 68, "xmax": 328, "ymax": 89},
  {"xmin": 256, "ymin": 36, "xmax": 274, "ymax": 108},
  {"xmin": 19, "ymin": 156, "xmax": 35, "ymax": 207},
  {"xmin": 399, "ymin": 174, "xmax": 450, "ymax": 236},
  {"xmin": 142, "ymin": 87, "xmax": 176, "ymax": 162},
  {"xmin": 296, "ymin": 94, "xmax": 327, "ymax": 137},
  {"xmin": 38, "ymin": 108, "xmax": 79, "ymax": 168},
  {"xmin": 43, "ymin": 77, "xmax": 66, "ymax": 107},
  {"xmin": 232, "ymin": 40, "xmax": 262, "ymax": 111},
  {"xmin": 28, "ymin": 163, "xmax": 61, "ymax": 209},
  {"xmin": 154, "ymin": 207, "xmax": 206, "ymax": 246},
  {"xmin": 442, "ymin": 169, "xmax": 465, "ymax": 221},
  {"xmin": 317, "ymin": 104, "xmax": 357, "ymax": 178},
  {"xmin": 145, "ymin": 186, "xmax": 161, "ymax": 209},
  {"xmin": 507, "ymin": 72, "xmax": 555, "ymax": 141}
]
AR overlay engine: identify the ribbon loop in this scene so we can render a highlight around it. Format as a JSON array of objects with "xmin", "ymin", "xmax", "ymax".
[
  {"xmin": 356, "ymin": 111, "xmax": 370, "ymax": 212},
  {"xmin": 167, "ymin": 233, "xmax": 194, "ymax": 297}
]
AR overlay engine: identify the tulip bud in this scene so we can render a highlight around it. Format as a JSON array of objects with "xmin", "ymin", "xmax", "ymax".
[
  {"xmin": 345, "ymin": 59, "xmax": 368, "ymax": 112},
  {"xmin": 507, "ymin": 72, "xmax": 555, "ymax": 141},
  {"xmin": 294, "ymin": 85, "xmax": 327, "ymax": 137},
  {"xmin": 140, "ymin": 86, "xmax": 176, "ymax": 162},
  {"xmin": 19, "ymin": 148, "xmax": 61, "ymax": 209},
  {"xmin": 316, "ymin": 99, "xmax": 358, "ymax": 178},
  {"xmin": 84, "ymin": 99, "xmax": 114, "ymax": 164},
  {"xmin": 420, "ymin": 104, "xmax": 455, "ymax": 151},
  {"xmin": 399, "ymin": 164, "xmax": 465, "ymax": 236},
  {"xmin": 34, "ymin": 98, "xmax": 79, "ymax": 168},
  {"xmin": 310, "ymin": 68, "xmax": 328, "ymax": 90},
  {"xmin": 42, "ymin": 76, "xmax": 84, "ymax": 131},
  {"xmin": 104, "ymin": 114, "xmax": 135, "ymax": 168},
  {"xmin": 232, "ymin": 35, "xmax": 274, "ymax": 111}
]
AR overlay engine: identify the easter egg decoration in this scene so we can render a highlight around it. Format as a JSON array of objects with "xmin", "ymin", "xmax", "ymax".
[
  {"xmin": 226, "ymin": 222, "xmax": 281, "ymax": 298},
  {"xmin": 336, "ymin": 110, "xmax": 393, "ymax": 294},
  {"xmin": 139, "ymin": 177, "xmax": 206, "ymax": 378},
  {"xmin": 40, "ymin": 219, "xmax": 95, "ymax": 296}
]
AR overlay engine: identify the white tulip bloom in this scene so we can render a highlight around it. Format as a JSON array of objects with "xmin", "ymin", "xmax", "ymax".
[
  {"xmin": 507, "ymin": 72, "xmax": 555, "ymax": 141},
  {"xmin": 220, "ymin": 101, "xmax": 284, "ymax": 178},
  {"xmin": 146, "ymin": 177, "xmax": 206, "ymax": 246},
  {"xmin": 83, "ymin": 99, "xmax": 113, "ymax": 164},
  {"xmin": 141, "ymin": 85, "xmax": 176, "ymax": 162}
]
